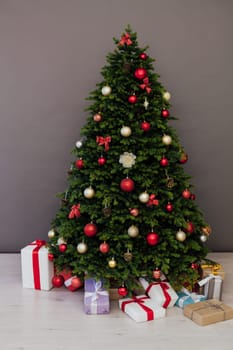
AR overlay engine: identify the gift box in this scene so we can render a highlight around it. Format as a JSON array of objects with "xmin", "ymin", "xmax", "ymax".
[
  {"xmin": 183, "ymin": 299, "xmax": 233, "ymax": 326},
  {"xmin": 21, "ymin": 240, "xmax": 54, "ymax": 291},
  {"xmin": 119, "ymin": 295, "xmax": 166, "ymax": 322},
  {"xmin": 198, "ymin": 274, "xmax": 223, "ymax": 300},
  {"xmin": 139, "ymin": 277, "xmax": 178, "ymax": 308},
  {"xmin": 175, "ymin": 287, "xmax": 206, "ymax": 308},
  {"xmin": 201, "ymin": 263, "xmax": 225, "ymax": 280},
  {"xmin": 84, "ymin": 278, "xmax": 110, "ymax": 314}
]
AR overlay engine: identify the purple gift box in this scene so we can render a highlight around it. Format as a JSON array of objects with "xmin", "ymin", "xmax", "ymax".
[{"xmin": 84, "ymin": 278, "xmax": 110, "ymax": 314}]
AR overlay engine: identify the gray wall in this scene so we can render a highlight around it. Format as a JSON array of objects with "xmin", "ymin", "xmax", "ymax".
[{"xmin": 0, "ymin": 0, "xmax": 232, "ymax": 252}]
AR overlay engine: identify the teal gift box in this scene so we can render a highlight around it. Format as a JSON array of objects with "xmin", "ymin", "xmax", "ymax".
[{"xmin": 175, "ymin": 287, "xmax": 206, "ymax": 308}]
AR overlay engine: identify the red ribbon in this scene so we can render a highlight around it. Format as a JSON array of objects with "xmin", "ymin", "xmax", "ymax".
[
  {"xmin": 68, "ymin": 204, "xmax": 81, "ymax": 219},
  {"xmin": 118, "ymin": 32, "xmax": 132, "ymax": 46},
  {"xmin": 96, "ymin": 136, "xmax": 111, "ymax": 151},
  {"xmin": 140, "ymin": 77, "xmax": 152, "ymax": 94},
  {"xmin": 121, "ymin": 296, "xmax": 154, "ymax": 321},
  {"xmin": 146, "ymin": 194, "xmax": 159, "ymax": 207},
  {"xmin": 30, "ymin": 240, "xmax": 46, "ymax": 290},
  {"xmin": 146, "ymin": 282, "xmax": 171, "ymax": 308}
]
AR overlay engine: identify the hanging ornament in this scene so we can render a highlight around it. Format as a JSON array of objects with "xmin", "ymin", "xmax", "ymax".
[
  {"xmin": 57, "ymin": 237, "xmax": 66, "ymax": 245},
  {"xmin": 165, "ymin": 202, "xmax": 173, "ymax": 212},
  {"xmin": 77, "ymin": 242, "xmax": 88, "ymax": 254},
  {"xmin": 182, "ymin": 189, "xmax": 191, "ymax": 199},
  {"xmin": 59, "ymin": 243, "xmax": 67, "ymax": 253},
  {"xmin": 75, "ymin": 140, "xmax": 83, "ymax": 148},
  {"xmin": 153, "ymin": 267, "xmax": 161, "ymax": 279},
  {"xmin": 185, "ymin": 221, "xmax": 195, "ymax": 234},
  {"xmin": 120, "ymin": 126, "xmax": 132, "ymax": 137},
  {"xmin": 68, "ymin": 204, "xmax": 81, "ymax": 219},
  {"xmin": 129, "ymin": 208, "xmax": 139, "ymax": 216},
  {"xmin": 75, "ymin": 158, "xmax": 84, "ymax": 169},
  {"xmin": 98, "ymin": 156, "xmax": 106, "ymax": 166},
  {"xmin": 202, "ymin": 225, "xmax": 212, "ymax": 235},
  {"xmin": 48, "ymin": 253, "xmax": 54, "ymax": 261},
  {"xmin": 93, "ymin": 113, "xmax": 102, "ymax": 122},
  {"xmin": 123, "ymin": 250, "xmax": 133, "ymax": 262},
  {"xmin": 102, "ymin": 207, "xmax": 112, "ymax": 217},
  {"xmin": 62, "ymin": 190, "xmax": 68, "ymax": 205},
  {"xmin": 140, "ymin": 121, "xmax": 151, "ymax": 131},
  {"xmin": 108, "ymin": 257, "xmax": 117, "ymax": 268},
  {"xmin": 139, "ymin": 191, "xmax": 149, "ymax": 203},
  {"xmin": 120, "ymin": 177, "xmax": 135, "ymax": 192},
  {"xmin": 118, "ymin": 285, "xmax": 128, "ymax": 297},
  {"xmin": 119, "ymin": 152, "xmax": 136, "ymax": 168},
  {"xmin": 143, "ymin": 97, "xmax": 149, "ymax": 110},
  {"xmin": 140, "ymin": 77, "xmax": 151, "ymax": 94},
  {"xmin": 179, "ymin": 152, "xmax": 188, "ymax": 164},
  {"xmin": 128, "ymin": 225, "xmax": 139, "ymax": 238},
  {"xmin": 176, "ymin": 229, "xmax": 186, "ymax": 242},
  {"xmin": 191, "ymin": 263, "xmax": 199, "ymax": 270},
  {"xmin": 52, "ymin": 275, "xmax": 64, "ymax": 288},
  {"xmin": 146, "ymin": 231, "xmax": 159, "ymax": 246},
  {"xmin": 67, "ymin": 164, "xmax": 73, "ymax": 175},
  {"xmin": 48, "ymin": 229, "xmax": 55, "ymax": 239},
  {"xmin": 139, "ymin": 52, "xmax": 147, "ymax": 60},
  {"xmin": 161, "ymin": 109, "xmax": 170, "ymax": 118},
  {"xmin": 101, "ymin": 85, "xmax": 112, "ymax": 96},
  {"xmin": 118, "ymin": 32, "xmax": 132, "ymax": 46},
  {"xmin": 123, "ymin": 62, "xmax": 131, "ymax": 72},
  {"xmin": 166, "ymin": 177, "xmax": 175, "ymax": 189},
  {"xmin": 190, "ymin": 193, "xmax": 196, "ymax": 200},
  {"xmin": 146, "ymin": 194, "xmax": 159, "ymax": 207},
  {"xmin": 162, "ymin": 134, "xmax": 172, "ymax": 145},
  {"xmin": 84, "ymin": 186, "xmax": 95, "ymax": 198},
  {"xmin": 160, "ymin": 156, "xmax": 169, "ymax": 167},
  {"xmin": 163, "ymin": 91, "xmax": 171, "ymax": 101},
  {"xmin": 99, "ymin": 242, "xmax": 110, "ymax": 254},
  {"xmin": 200, "ymin": 234, "xmax": 208, "ymax": 242},
  {"xmin": 96, "ymin": 136, "xmax": 111, "ymax": 151},
  {"xmin": 134, "ymin": 67, "xmax": 147, "ymax": 80},
  {"xmin": 128, "ymin": 94, "xmax": 137, "ymax": 104},
  {"xmin": 84, "ymin": 223, "xmax": 98, "ymax": 237},
  {"xmin": 71, "ymin": 277, "xmax": 83, "ymax": 289}
]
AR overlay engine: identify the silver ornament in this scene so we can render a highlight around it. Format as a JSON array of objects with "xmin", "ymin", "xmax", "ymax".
[
  {"xmin": 162, "ymin": 134, "xmax": 172, "ymax": 145},
  {"xmin": 75, "ymin": 140, "xmax": 82, "ymax": 148},
  {"xmin": 77, "ymin": 242, "xmax": 88, "ymax": 254},
  {"xmin": 101, "ymin": 85, "xmax": 112, "ymax": 96},
  {"xmin": 120, "ymin": 126, "xmax": 132, "ymax": 137},
  {"xmin": 200, "ymin": 234, "xmax": 208, "ymax": 242},
  {"xmin": 176, "ymin": 230, "xmax": 186, "ymax": 242},
  {"xmin": 143, "ymin": 97, "xmax": 149, "ymax": 110}
]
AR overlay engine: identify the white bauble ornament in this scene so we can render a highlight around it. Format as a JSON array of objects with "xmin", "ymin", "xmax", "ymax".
[
  {"xmin": 83, "ymin": 186, "xmax": 95, "ymax": 198},
  {"xmin": 162, "ymin": 134, "xmax": 172, "ymax": 145},
  {"xmin": 57, "ymin": 237, "xmax": 66, "ymax": 245},
  {"xmin": 101, "ymin": 85, "xmax": 112, "ymax": 96},
  {"xmin": 176, "ymin": 230, "xmax": 186, "ymax": 242},
  {"xmin": 48, "ymin": 229, "xmax": 55, "ymax": 239},
  {"xmin": 163, "ymin": 91, "xmax": 171, "ymax": 101},
  {"xmin": 139, "ymin": 191, "xmax": 150, "ymax": 203},
  {"xmin": 120, "ymin": 126, "xmax": 132, "ymax": 137},
  {"xmin": 75, "ymin": 140, "xmax": 82, "ymax": 148},
  {"xmin": 77, "ymin": 242, "xmax": 88, "ymax": 254},
  {"xmin": 108, "ymin": 258, "xmax": 117, "ymax": 268},
  {"xmin": 128, "ymin": 225, "xmax": 139, "ymax": 238},
  {"xmin": 200, "ymin": 234, "xmax": 208, "ymax": 243}
]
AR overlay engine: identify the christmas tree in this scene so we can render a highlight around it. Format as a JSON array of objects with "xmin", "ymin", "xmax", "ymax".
[{"xmin": 48, "ymin": 26, "xmax": 211, "ymax": 294}]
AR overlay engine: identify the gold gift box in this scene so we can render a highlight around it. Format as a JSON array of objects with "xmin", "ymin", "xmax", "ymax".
[{"xmin": 184, "ymin": 299, "xmax": 233, "ymax": 326}]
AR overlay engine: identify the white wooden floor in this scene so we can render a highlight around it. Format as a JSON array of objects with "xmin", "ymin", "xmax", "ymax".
[{"xmin": 1, "ymin": 253, "xmax": 233, "ymax": 350}]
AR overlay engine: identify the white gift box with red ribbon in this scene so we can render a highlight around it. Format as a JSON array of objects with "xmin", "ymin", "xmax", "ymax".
[{"xmin": 21, "ymin": 240, "xmax": 54, "ymax": 291}]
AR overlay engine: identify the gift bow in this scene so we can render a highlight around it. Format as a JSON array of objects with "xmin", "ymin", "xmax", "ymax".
[
  {"xmin": 146, "ymin": 281, "xmax": 171, "ymax": 308},
  {"xmin": 121, "ymin": 296, "xmax": 154, "ymax": 321},
  {"xmin": 30, "ymin": 240, "xmax": 46, "ymax": 248},
  {"xmin": 146, "ymin": 194, "xmax": 159, "ymax": 207},
  {"xmin": 118, "ymin": 32, "xmax": 132, "ymax": 46},
  {"xmin": 140, "ymin": 77, "xmax": 152, "ymax": 94},
  {"xmin": 96, "ymin": 136, "xmax": 111, "ymax": 151},
  {"xmin": 29, "ymin": 240, "xmax": 46, "ymax": 289},
  {"xmin": 68, "ymin": 204, "xmax": 81, "ymax": 219},
  {"xmin": 85, "ymin": 280, "xmax": 108, "ymax": 303},
  {"xmin": 201, "ymin": 263, "xmax": 221, "ymax": 275}
]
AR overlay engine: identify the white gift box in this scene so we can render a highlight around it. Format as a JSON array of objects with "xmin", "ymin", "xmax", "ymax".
[
  {"xmin": 21, "ymin": 240, "xmax": 54, "ymax": 291},
  {"xmin": 198, "ymin": 274, "xmax": 223, "ymax": 300},
  {"xmin": 119, "ymin": 295, "xmax": 166, "ymax": 322},
  {"xmin": 139, "ymin": 277, "xmax": 178, "ymax": 308}
]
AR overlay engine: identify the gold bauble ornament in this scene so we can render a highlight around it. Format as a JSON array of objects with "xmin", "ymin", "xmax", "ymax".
[
  {"xmin": 166, "ymin": 177, "xmax": 175, "ymax": 189},
  {"xmin": 57, "ymin": 237, "xmax": 66, "ymax": 245},
  {"xmin": 48, "ymin": 229, "xmax": 55, "ymax": 239},
  {"xmin": 176, "ymin": 229, "xmax": 186, "ymax": 242},
  {"xmin": 101, "ymin": 85, "xmax": 112, "ymax": 96},
  {"xmin": 202, "ymin": 225, "xmax": 212, "ymax": 235},
  {"xmin": 83, "ymin": 186, "xmax": 95, "ymax": 199},
  {"xmin": 120, "ymin": 126, "xmax": 132, "ymax": 137},
  {"xmin": 108, "ymin": 258, "xmax": 117, "ymax": 268},
  {"xmin": 163, "ymin": 91, "xmax": 171, "ymax": 101},
  {"xmin": 77, "ymin": 242, "xmax": 88, "ymax": 254},
  {"xmin": 162, "ymin": 134, "xmax": 172, "ymax": 145},
  {"xmin": 139, "ymin": 191, "xmax": 149, "ymax": 203},
  {"xmin": 127, "ymin": 225, "xmax": 139, "ymax": 238},
  {"xmin": 124, "ymin": 251, "xmax": 133, "ymax": 262}
]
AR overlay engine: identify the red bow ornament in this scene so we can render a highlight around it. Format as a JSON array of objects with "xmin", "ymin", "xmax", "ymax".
[
  {"xmin": 118, "ymin": 32, "xmax": 132, "ymax": 46},
  {"xmin": 140, "ymin": 77, "xmax": 152, "ymax": 94},
  {"xmin": 68, "ymin": 204, "xmax": 81, "ymax": 219},
  {"xmin": 96, "ymin": 136, "xmax": 111, "ymax": 151},
  {"xmin": 147, "ymin": 194, "xmax": 159, "ymax": 207}
]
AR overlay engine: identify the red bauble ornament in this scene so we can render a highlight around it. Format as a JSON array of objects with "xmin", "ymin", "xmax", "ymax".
[
  {"xmin": 75, "ymin": 159, "xmax": 84, "ymax": 169},
  {"xmin": 48, "ymin": 253, "xmax": 54, "ymax": 261},
  {"xmin": 128, "ymin": 94, "xmax": 138, "ymax": 104},
  {"xmin": 134, "ymin": 67, "xmax": 147, "ymax": 80},
  {"xmin": 190, "ymin": 193, "xmax": 196, "ymax": 200},
  {"xmin": 182, "ymin": 189, "xmax": 191, "ymax": 199},
  {"xmin": 166, "ymin": 202, "xmax": 173, "ymax": 212},
  {"xmin": 93, "ymin": 113, "xmax": 102, "ymax": 122},
  {"xmin": 59, "ymin": 243, "xmax": 67, "ymax": 253},
  {"xmin": 84, "ymin": 223, "xmax": 98, "ymax": 237},
  {"xmin": 98, "ymin": 156, "xmax": 106, "ymax": 166},
  {"xmin": 161, "ymin": 109, "xmax": 170, "ymax": 118},
  {"xmin": 139, "ymin": 52, "xmax": 147, "ymax": 60},
  {"xmin": 118, "ymin": 286, "xmax": 128, "ymax": 297},
  {"xmin": 153, "ymin": 268, "xmax": 161, "ymax": 279},
  {"xmin": 160, "ymin": 156, "xmax": 169, "ymax": 167},
  {"xmin": 146, "ymin": 232, "xmax": 159, "ymax": 246},
  {"xmin": 140, "ymin": 121, "xmax": 151, "ymax": 131},
  {"xmin": 129, "ymin": 208, "xmax": 139, "ymax": 216},
  {"xmin": 52, "ymin": 275, "xmax": 64, "ymax": 288},
  {"xmin": 185, "ymin": 221, "xmax": 195, "ymax": 234},
  {"xmin": 120, "ymin": 178, "xmax": 135, "ymax": 192},
  {"xmin": 179, "ymin": 152, "xmax": 188, "ymax": 164},
  {"xmin": 191, "ymin": 263, "xmax": 199, "ymax": 270},
  {"xmin": 71, "ymin": 276, "xmax": 83, "ymax": 289},
  {"xmin": 99, "ymin": 242, "xmax": 110, "ymax": 254}
]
